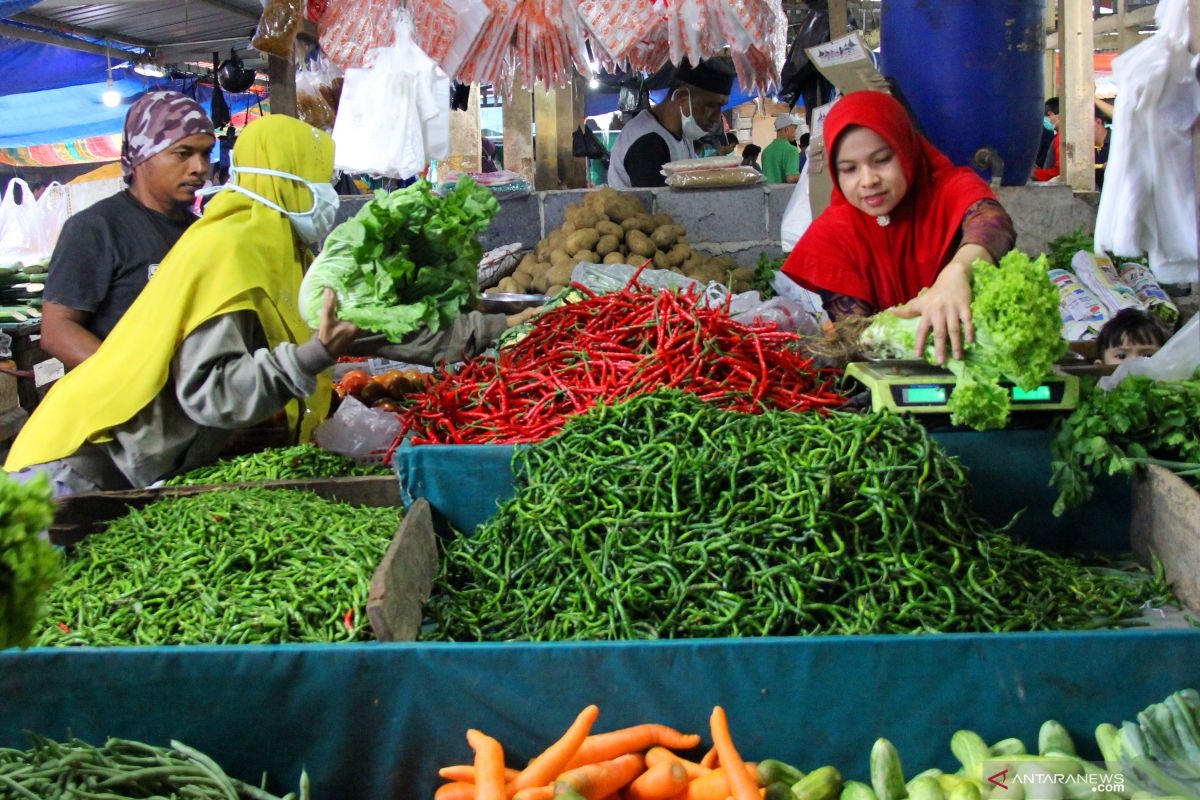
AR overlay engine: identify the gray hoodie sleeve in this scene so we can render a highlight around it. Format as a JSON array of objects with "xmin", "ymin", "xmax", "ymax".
[
  {"xmin": 358, "ymin": 311, "xmax": 508, "ymax": 365},
  {"xmin": 173, "ymin": 311, "xmax": 335, "ymax": 429}
]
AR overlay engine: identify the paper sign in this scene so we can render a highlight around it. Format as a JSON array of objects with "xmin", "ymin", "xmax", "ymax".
[
  {"xmin": 804, "ymin": 32, "xmax": 891, "ymax": 96},
  {"xmin": 32, "ymin": 358, "xmax": 64, "ymax": 388}
]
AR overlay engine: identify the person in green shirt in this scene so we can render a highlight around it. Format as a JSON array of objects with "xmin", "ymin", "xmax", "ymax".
[{"xmin": 762, "ymin": 112, "xmax": 802, "ymax": 184}]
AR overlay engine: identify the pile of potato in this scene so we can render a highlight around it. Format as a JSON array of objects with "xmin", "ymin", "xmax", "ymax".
[{"xmin": 487, "ymin": 188, "xmax": 755, "ymax": 297}]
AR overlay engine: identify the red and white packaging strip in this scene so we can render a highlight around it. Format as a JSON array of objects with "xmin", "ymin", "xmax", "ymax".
[
  {"xmin": 318, "ymin": 0, "xmax": 401, "ymax": 70},
  {"xmin": 577, "ymin": 0, "xmax": 664, "ymax": 66},
  {"xmin": 411, "ymin": 0, "xmax": 492, "ymax": 79}
]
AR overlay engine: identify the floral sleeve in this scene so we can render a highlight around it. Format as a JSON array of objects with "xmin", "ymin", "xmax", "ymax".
[{"xmin": 960, "ymin": 198, "xmax": 1016, "ymax": 262}]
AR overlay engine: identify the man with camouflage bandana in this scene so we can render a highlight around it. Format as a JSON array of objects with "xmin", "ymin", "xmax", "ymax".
[{"xmin": 42, "ymin": 91, "xmax": 214, "ymax": 369}]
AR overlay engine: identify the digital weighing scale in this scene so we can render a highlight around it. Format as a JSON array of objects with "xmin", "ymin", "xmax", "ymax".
[{"xmin": 844, "ymin": 361, "xmax": 1080, "ymax": 418}]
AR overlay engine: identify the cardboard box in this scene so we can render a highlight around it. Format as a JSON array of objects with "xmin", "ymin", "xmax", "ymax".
[
  {"xmin": 1131, "ymin": 465, "xmax": 1200, "ymax": 615},
  {"xmin": 48, "ymin": 476, "xmax": 436, "ymax": 642}
]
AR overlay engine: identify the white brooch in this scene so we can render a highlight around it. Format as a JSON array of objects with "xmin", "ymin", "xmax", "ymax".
[{"xmin": 876, "ymin": 214, "xmax": 891, "ymax": 227}]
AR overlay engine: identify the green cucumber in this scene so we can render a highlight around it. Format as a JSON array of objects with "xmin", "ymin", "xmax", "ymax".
[
  {"xmin": 841, "ymin": 781, "xmax": 878, "ymax": 800},
  {"xmin": 906, "ymin": 775, "xmax": 944, "ymax": 800},
  {"xmin": 793, "ymin": 765, "xmax": 844, "ymax": 800},
  {"xmin": 766, "ymin": 783, "xmax": 799, "ymax": 800},
  {"xmin": 951, "ymin": 731, "xmax": 990, "ymax": 778},
  {"xmin": 759, "ymin": 758, "xmax": 805, "ymax": 787},
  {"xmin": 990, "ymin": 738, "xmax": 1027, "ymax": 757},
  {"xmin": 1038, "ymin": 720, "xmax": 1076, "ymax": 756},
  {"xmin": 870, "ymin": 738, "xmax": 906, "ymax": 800}
]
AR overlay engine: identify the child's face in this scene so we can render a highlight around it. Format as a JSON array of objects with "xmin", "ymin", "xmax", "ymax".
[{"xmin": 1102, "ymin": 337, "xmax": 1161, "ymax": 365}]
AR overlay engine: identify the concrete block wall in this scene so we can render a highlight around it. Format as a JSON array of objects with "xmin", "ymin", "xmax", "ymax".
[{"xmin": 334, "ymin": 183, "xmax": 1100, "ymax": 267}]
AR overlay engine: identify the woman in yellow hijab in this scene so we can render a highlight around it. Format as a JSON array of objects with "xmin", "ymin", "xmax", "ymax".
[{"xmin": 5, "ymin": 115, "xmax": 358, "ymax": 492}]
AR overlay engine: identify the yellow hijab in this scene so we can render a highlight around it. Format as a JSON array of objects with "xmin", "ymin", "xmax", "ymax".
[{"xmin": 6, "ymin": 115, "xmax": 334, "ymax": 472}]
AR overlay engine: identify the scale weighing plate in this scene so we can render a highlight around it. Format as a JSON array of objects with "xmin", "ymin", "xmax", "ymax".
[{"xmin": 845, "ymin": 361, "xmax": 1080, "ymax": 416}]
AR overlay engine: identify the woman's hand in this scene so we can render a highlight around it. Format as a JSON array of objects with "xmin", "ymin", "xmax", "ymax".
[
  {"xmin": 895, "ymin": 260, "xmax": 974, "ymax": 364},
  {"xmin": 318, "ymin": 288, "xmax": 361, "ymax": 358}
]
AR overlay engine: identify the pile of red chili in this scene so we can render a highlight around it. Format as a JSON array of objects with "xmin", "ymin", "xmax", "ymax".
[{"xmin": 397, "ymin": 281, "xmax": 846, "ymax": 445}]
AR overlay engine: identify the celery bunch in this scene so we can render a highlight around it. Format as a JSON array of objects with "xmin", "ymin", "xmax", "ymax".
[
  {"xmin": 860, "ymin": 251, "xmax": 1066, "ymax": 430},
  {"xmin": 1105, "ymin": 689, "xmax": 1200, "ymax": 797}
]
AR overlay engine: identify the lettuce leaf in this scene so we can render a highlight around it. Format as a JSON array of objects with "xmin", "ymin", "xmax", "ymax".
[{"xmin": 299, "ymin": 178, "xmax": 499, "ymax": 341}]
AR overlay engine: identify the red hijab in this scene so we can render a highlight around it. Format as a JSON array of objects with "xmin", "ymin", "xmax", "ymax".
[{"xmin": 781, "ymin": 91, "xmax": 995, "ymax": 309}]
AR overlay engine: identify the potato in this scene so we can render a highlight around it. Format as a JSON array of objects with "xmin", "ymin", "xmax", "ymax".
[
  {"xmin": 708, "ymin": 254, "xmax": 737, "ymax": 271},
  {"xmin": 621, "ymin": 214, "xmax": 655, "ymax": 234},
  {"xmin": 683, "ymin": 253, "xmax": 707, "ymax": 274},
  {"xmin": 535, "ymin": 242, "xmax": 550, "ymax": 261},
  {"xmin": 565, "ymin": 229, "xmax": 600, "ymax": 255},
  {"xmin": 652, "ymin": 250, "xmax": 671, "ymax": 270},
  {"xmin": 625, "ymin": 229, "xmax": 657, "ymax": 258},
  {"xmin": 497, "ymin": 276, "xmax": 521, "ymax": 293},
  {"xmin": 732, "ymin": 279, "xmax": 753, "ymax": 293},
  {"xmin": 665, "ymin": 243, "xmax": 691, "ymax": 268},
  {"xmin": 511, "ymin": 272, "xmax": 533, "ymax": 292},
  {"xmin": 595, "ymin": 220, "xmax": 623, "ymax": 238},
  {"xmin": 577, "ymin": 209, "xmax": 602, "ymax": 228},
  {"xmin": 549, "ymin": 250, "xmax": 573, "ymax": 271},
  {"xmin": 603, "ymin": 194, "xmax": 643, "ymax": 222},
  {"xmin": 584, "ymin": 188, "xmax": 616, "ymax": 213},
  {"xmin": 546, "ymin": 284, "xmax": 567, "ymax": 296},
  {"xmin": 547, "ymin": 263, "xmax": 574, "ymax": 287},
  {"xmin": 732, "ymin": 267, "xmax": 755, "ymax": 283},
  {"xmin": 484, "ymin": 285, "xmax": 504, "ymax": 295},
  {"xmin": 559, "ymin": 220, "xmax": 577, "ymax": 236},
  {"xmin": 652, "ymin": 212, "xmax": 675, "ymax": 228},
  {"xmin": 603, "ymin": 251, "xmax": 626, "ymax": 265},
  {"xmin": 650, "ymin": 225, "xmax": 679, "ymax": 250},
  {"xmin": 595, "ymin": 234, "xmax": 620, "ymax": 256},
  {"xmin": 532, "ymin": 270, "xmax": 551, "ymax": 293},
  {"xmin": 574, "ymin": 249, "xmax": 600, "ymax": 264}
]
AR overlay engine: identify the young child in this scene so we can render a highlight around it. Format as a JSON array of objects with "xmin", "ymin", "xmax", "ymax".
[{"xmin": 1096, "ymin": 308, "xmax": 1168, "ymax": 365}]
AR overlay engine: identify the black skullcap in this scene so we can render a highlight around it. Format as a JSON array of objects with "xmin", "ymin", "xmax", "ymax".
[{"xmin": 674, "ymin": 57, "xmax": 736, "ymax": 96}]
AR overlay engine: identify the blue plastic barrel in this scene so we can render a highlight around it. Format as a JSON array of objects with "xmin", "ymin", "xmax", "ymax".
[{"xmin": 880, "ymin": 0, "xmax": 1044, "ymax": 186}]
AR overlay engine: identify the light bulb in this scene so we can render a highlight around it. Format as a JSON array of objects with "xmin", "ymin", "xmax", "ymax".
[
  {"xmin": 589, "ymin": 78, "xmax": 600, "ymax": 89},
  {"xmin": 102, "ymin": 87, "xmax": 122, "ymax": 107}
]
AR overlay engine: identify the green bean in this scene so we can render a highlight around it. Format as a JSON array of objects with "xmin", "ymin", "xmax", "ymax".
[
  {"xmin": 423, "ymin": 389, "xmax": 1174, "ymax": 641},
  {"xmin": 36, "ymin": 488, "xmax": 399, "ymax": 646}
]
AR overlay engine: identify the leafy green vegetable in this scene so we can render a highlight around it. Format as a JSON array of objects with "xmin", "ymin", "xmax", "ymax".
[
  {"xmin": 0, "ymin": 472, "xmax": 58, "ymax": 650},
  {"xmin": 299, "ymin": 178, "xmax": 500, "ymax": 341},
  {"xmin": 753, "ymin": 251, "xmax": 784, "ymax": 298},
  {"xmin": 164, "ymin": 444, "xmax": 389, "ymax": 485},
  {"xmin": 1046, "ymin": 227, "xmax": 1095, "ymax": 271},
  {"xmin": 1051, "ymin": 374, "xmax": 1200, "ymax": 515},
  {"xmin": 1110, "ymin": 689, "xmax": 1200, "ymax": 797},
  {"xmin": 860, "ymin": 250, "xmax": 1066, "ymax": 430}
]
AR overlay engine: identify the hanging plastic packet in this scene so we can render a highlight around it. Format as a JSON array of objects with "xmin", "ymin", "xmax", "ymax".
[
  {"xmin": 411, "ymin": 0, "xmax": 491, "ymax": 78},
  {"xmin": 319, "ymin": 0, "xmax": 401, "ymax": 70},
  {"xmin": 251, "ymin": 0, "xmax": 303, "ymax": 59},
  {"xmin": 1117, "ymin": 261, "xmax": 1179, "ymax": 324}
]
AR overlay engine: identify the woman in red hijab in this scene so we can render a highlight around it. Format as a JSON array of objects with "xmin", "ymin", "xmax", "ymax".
[{"xmin": 781, "ymin": 91, "xmax": 1016, "ymax": 363}]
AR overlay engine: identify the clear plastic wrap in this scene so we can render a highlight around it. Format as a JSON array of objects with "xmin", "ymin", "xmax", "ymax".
[
  {"xmin": 438, "ymin": 169, "xmax": 531, "ymax": 199},
  {"xmin": 295, "ymin": 55, "xmax": 341, "ymax": 130},
  {"xmin": 665, "ymin": 166, "xmax": 765, "ymax": 189},
  {"xmin": 251, "ymin": 0, "xmax": 303, "ymax": 60},
  {"xmin": 660, "ymin": 154, "xmax": 742, "ymax": 175}
]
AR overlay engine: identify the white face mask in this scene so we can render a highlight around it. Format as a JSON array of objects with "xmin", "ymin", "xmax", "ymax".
[
  {"xmin": 675, "ymin": 89, "xmax": 709, "ymax": 141},
  {"xmin": 198, "ymin": 165, "xmax": 339, "ymax": 245}
]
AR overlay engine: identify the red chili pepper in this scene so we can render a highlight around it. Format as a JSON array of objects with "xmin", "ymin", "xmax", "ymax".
[
  {"xmin": 57, "ymin": 622, "xmax": 71, "ymax": 633},
  {"xmin": 343, "ymin": 609, "xmax": 355, "ymax": 631}
]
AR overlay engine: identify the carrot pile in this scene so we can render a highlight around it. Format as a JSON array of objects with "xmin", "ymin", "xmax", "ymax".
[
  {"xmin": 435, "ymin": 705, "xmax": 763, "ymax": 800},
  {"xmin": 398, "ymin": 279, "xmax": 845, "ymax": 446}
]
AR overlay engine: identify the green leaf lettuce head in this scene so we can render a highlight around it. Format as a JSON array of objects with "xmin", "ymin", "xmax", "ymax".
[
  {"xmin": 859, "ymin": 250, "xmax": 1066, "ymax": 430},
  {"xmin": 0, "ymin": 472, "xmax": 58, "ymax": 650},
  {"xmin": 299, "ymin": 178, "xmax": 500, "ymax": 341}
]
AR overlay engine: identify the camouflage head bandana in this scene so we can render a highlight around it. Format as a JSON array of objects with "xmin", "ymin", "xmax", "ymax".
[{"xmin": 121, "ymin": 91, "xmax": 215, "ymax": 183}]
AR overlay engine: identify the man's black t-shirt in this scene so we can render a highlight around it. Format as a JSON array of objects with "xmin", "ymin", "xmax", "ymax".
[{"xmin": 43, "ymin": 190, "xmax": 194, "ymax": 340}]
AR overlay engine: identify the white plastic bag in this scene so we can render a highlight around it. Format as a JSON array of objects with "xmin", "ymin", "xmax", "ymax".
[
  {"xmin": 779, "ymin": 159, "xmax": 812, "ymax": 250},
  {"xmin": 729, "ymin": 294, "xmax": 821, "ymax": 335},
  {"xmin": 33, "ymin": 182, "xmax": 70, "ymax": 258},
  {"xmin": 313, "ymin": 395, "xmax": 402, "ymax": 464},
  {"xmin": 1099, "ymin": 313, "xmax": 1200, "ymax": 390},
  {"xmin": 0, "ymin": 178, "xmax": 39, "ymax": 265}
]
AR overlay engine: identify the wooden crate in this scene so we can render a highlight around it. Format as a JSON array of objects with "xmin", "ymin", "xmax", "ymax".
[
  {"xmin": 1131, "ymin": 465, "xmax": 1200, "ymax": 615},
  {"xmin": 47, "ymin": 476, "xmax": 436, "ymax": 643}
]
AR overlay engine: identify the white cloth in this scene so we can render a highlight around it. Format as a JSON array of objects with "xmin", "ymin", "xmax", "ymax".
[
  {"xmin": 1094, "ymin": 0, "xmax": 1200, "ymax": 284},
  {"xmin": 606, "ymin": 109, "xmax": 696, "ymax": 189}
]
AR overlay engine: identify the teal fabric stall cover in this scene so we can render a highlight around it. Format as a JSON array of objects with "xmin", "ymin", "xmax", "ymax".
[
  {"xmin": 2, "ymin": 632, "xmax": 1199, "ymax": 799},
  {"xmin": 394, "ymin": 429, "xmax": 1131, "ymax": 547}
]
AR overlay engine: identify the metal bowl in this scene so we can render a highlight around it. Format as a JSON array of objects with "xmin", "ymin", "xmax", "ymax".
[{"xmin": 478, "ymin": 292, "xmax": 547, "ymax": 313}]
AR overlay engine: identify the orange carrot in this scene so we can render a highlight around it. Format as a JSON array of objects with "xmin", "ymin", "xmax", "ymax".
[
  {"xmin": 439, "ymin": 766, "xmax": 522, "ymax": 783},
  {"xmin": 435, "ymin": 782, "xmax": 476, "ymax": 800},
  {"xmin": 554, "ymin": 753, "xmax": 646, "ymax": 799},
  {"xmin": 628, "ymin": 761, "xmax": 688, "ymax": 800},
  {"xmin": 685, "ymin": 764, "xmax": 761, "ymax": 800},
  {"xmin": 467, "ymin": 729, "xmax": 506, "ymax": 800},
  {"xmin": 564, "ymin": 725, "xmax": 703, "ymax": 770},
  {"xmin": 709, "ymin": 707, "xmax": 758, "ymax": 800},
  {"xmin": 511, "ymin": 787, "xmax": 554, "ymax": 800},
  {"xmin": 644, "ymin": 747, "xmax": 710, "ymax": 780},
  {"xmin": 698, "ymin": 746, "xmax": 719, "ymax": 769},
  {"xmin": 507, "ymin": 705, "xmax": 601, "ymax": 792}
]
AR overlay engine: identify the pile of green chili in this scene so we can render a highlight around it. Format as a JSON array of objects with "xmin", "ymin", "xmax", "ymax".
[
  {"xmin": 37, "ymin": 488, "xmax": 400, "ymax": 646},
  {"xmin": 0, "ymin": 735, "xmax": 306, "ymax": 799},
  {"xmin": 424, "ymin": 390, "xmax": 1172, "ymax": 640},
  {"xmin": 165, "ymin": 444, "xmax": 390, "ymax": 486}
]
